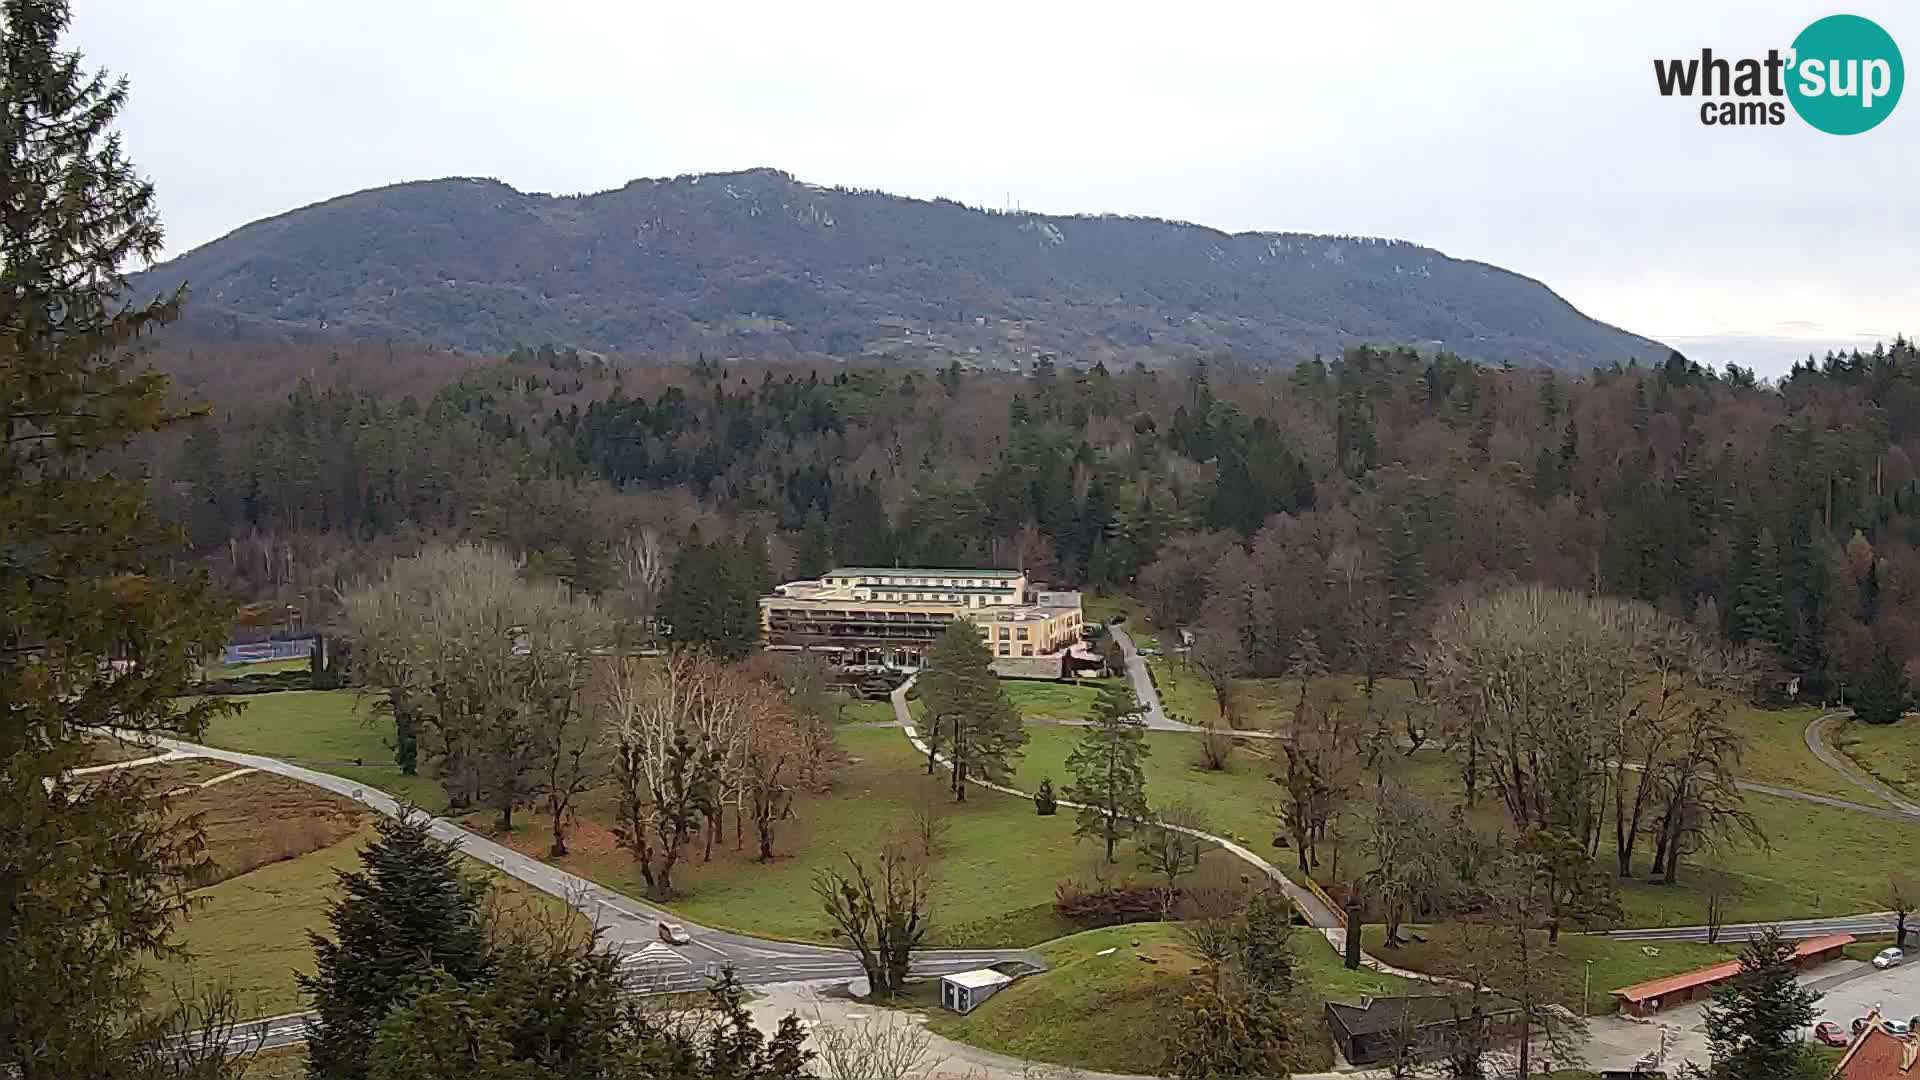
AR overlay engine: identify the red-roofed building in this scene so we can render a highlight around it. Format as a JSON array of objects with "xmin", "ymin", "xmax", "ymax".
[
  {"xmin": 1831, "ymin": 1019, "xmax": 1920, "ymax": 1079},
  {"xmin": 1610, "ymin": 934, "xmax": 1853, "ymax": 1018}
]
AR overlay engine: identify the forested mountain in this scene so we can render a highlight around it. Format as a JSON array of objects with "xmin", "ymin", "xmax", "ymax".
[
  {"xmin": 150, "ymin": 338, "xmax": 1920, "ymax": 699},
  {"xmin": 131, "ymin": 168, "xmax": 1663, "ymax": 371}
]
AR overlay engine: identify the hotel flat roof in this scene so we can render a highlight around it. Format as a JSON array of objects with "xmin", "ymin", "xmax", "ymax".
[{"xmin": 827, "ymin": 567, "xmax": 1025, "ymax": 579}]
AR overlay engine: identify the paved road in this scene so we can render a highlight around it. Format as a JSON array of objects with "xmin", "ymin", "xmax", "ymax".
[{"xmin": 1609, "ymin": 912, "xmax": 1902, "ymax": 943}]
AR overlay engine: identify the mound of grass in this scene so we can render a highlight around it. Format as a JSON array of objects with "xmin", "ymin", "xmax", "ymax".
[{"xmin": 927, "ymin": 922, "xmax": 1403, "ymax": 1074}]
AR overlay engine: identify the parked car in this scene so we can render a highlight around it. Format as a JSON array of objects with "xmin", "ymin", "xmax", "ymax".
[
  {"xmin": 1814, "ymin": 1022, "xmax": 1852, "ymax": 1047},
  {"xmin": 657, "ymin": 921, "xmax": 690, "ymax": 945},
  {"xmin": 1886, "ymin": 1017, "xmax": 1914, "ymax": 1037},
  {"xmin": 1875, "ymin": 947, "xmax": 1907, "ymax": 970}
]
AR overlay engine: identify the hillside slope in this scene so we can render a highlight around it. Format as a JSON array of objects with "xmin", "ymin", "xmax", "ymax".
[{"xmin": 132, "ymin": 167, "xmax": 1664, "ymax": 370}]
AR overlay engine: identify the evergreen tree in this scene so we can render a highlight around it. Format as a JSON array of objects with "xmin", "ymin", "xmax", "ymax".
[
  {"xmin": 1854, "ymin": 642, "xmax": 1911, "ymax": 725},
  {"xmin": 660, "ymin": 537, "xmax": 760, "ymax": 660},
  {"xmin": 919, "ymin": 621, "xmax": 1026, "ymax": 801},
  {"xmin": 0, "ymin": 3, "xmax": 241, "ymax": 1075},
  {"xmin": 1698, "ymin": 928, "xmax": 1823, "ymax": 1080},
  {"xmin": 793, "ymin": 508, "xmax": 832, "ymax": 579},
  {"xmin": 1730, "ymin": 527, "xmax": 1788, "ymax": 652},
  {"xmin": 302, "ymin": 813, "xmax": 494, "ymax": 1080},
  {"xmin": 1064, "ymin": 683, "xmax": 1152, "ymax": 862}
]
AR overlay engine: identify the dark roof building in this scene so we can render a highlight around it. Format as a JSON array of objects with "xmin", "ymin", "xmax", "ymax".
[{"xmin": 1326, "ymin": 991, "xmax": 1522, "ymax": 1067}]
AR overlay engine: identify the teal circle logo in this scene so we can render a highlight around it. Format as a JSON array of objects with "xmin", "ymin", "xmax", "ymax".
[{"xmin": 1787, "ymin": 14, "xmax": 1903, "ymax": 134}]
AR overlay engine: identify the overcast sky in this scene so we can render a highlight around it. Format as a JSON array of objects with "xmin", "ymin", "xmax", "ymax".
[{"xmin": 74, "ymin": 1, "xmax": 1916, "ymax": 376}]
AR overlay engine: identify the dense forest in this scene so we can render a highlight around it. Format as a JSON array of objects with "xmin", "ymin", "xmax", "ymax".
[
  {"xmin": 127, "ymin": 167, "xmax": 1664, "ymax": 370},
  {"xmin": 145, "ymin": 337, "xmax": 1920, "ymax": 697}
]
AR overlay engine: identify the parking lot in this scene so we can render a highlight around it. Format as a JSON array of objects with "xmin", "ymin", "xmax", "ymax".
[{"xmin": 1583, "ymin": 949, "xmax": 1920, "ymax": 1073}]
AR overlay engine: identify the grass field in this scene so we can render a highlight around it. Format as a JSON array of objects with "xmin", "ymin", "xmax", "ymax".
[
  {"xmin": 477, "ymin": 724, "xmax": 1239, "ymax": 947},
  {"xmin": 1358, "ymin": 924, "xmax": 1736, "ymax": 1016},
  {"xmin": 836, "ymin": 698, "xmax": 896, "ymax": 724},
  {"xmin": 1003, "ymin": 680, "xmax": 1102, "ymax": 723},
  {"xmin": 1010, "ymin": 726, "xmax": 1284, "ymax": 855},
  {"xmin": 1727, "ymin": 705, "xmax": 1865, "ymax": 801},
  {"xmin": 926, "ymin": 922, "xmax": 1403, "ymax": 1074},
  {"xmin": 1832, "ymin": 716, "xmax": 1920, "ymax": 801},
  {"xmin": 1386, "ymin": 744, "xmax": 1920, "ymax": 928},
  {"xmin": 195, "ymin": 690, "xmax": 447, "ymax": 810}
]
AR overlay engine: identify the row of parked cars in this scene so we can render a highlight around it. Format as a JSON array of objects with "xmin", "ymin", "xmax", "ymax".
[{"xmin": 1812, "ymin": 948, "xmax": 1910, "ymax": 1047}]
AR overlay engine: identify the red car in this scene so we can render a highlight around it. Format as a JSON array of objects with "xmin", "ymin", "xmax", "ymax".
[{"xmin": 1815, "ymin": 1022, "xmax": 1852, "ymax": 1047}]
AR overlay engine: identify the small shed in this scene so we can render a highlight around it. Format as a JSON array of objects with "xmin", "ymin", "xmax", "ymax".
[{"xmin": 939, "ymin": 968, "xmax": 1013, "ymax": 1014}]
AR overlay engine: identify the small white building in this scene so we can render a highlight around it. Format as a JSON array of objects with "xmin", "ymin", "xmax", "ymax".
[{"xmin": 939, "ymin": 968, "xmax": 1013, "ymax": 1014}]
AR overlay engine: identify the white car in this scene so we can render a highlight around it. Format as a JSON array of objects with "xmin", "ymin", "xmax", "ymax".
[
  {"xmin": 1874, "ymin": 947, "xmax": 1906, "ymax": 970},
  {"xmin": 657, "ymin": 921, "xmax": 691, "ymax": 946}
]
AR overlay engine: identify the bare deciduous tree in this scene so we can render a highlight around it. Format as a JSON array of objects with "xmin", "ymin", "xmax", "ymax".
[{"xmin": 813, "ymin": 845, "xmax": 933, "ymax": 1000}]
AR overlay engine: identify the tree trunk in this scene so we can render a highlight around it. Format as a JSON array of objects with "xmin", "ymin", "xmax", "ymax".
[
  {"xmin": 550, "ymin": 809, "xmax": 567, "ymax": 858},
  {"xmin": 1343, "ymin": 897, "xmax": 1365, "ymax": 970},
  {"xmin": 497, "ymin": 801, "xmax": 513, "ymax": 834},
  {"xmin": 1899, "ymin": 913, "xmax": 1910, "ymax": 949}
]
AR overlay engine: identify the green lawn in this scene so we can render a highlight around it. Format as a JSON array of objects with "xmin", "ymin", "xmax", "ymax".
[
  {"xmin": 1832, "ymin": 716, "xmax": 1920, "ymax": 801},
  {"xmin": 836, "ymin": 699, "xmax": 896, "ymax": 724},
  {"xmin": 195, "ymin": 690, "xmax": 447, "ymax": 810},
  {"xmin": 1358, "ymin": 924, "xmax": 1736, "ymax": 1016},
  {"xmin": 927, "ymin": 921, "xmax": 1402, "ymax": 1074},
  {"xmin": 1387, "ymin": 745, "xmax": 1920, "ymax": 928},
  {"xmin": 1003, "ymin": 680, "xmax": 1102, "ymax": 723},
  {"xmin": 1727, "ymin": 705, "xmax": 1866, "ymax": 801},
  {"xmin": 480, "ymin": 725, "xmax": 1241, "ymax": 947},
  {"xmin": 1010, "ymin": 726, "xmax": 1283, "ymax": 858}
]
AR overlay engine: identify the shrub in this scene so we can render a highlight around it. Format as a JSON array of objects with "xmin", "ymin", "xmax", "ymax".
[
  {"xmin": 1053, "ymin": 878, "xmax": 1168, "ymax": 928},
  {"xmin": 1034, "ymin": 777, "xmax": 1059, "ymax": 816}
]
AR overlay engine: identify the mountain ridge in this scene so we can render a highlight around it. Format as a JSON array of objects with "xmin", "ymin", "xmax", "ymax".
[{"xmin": 132, "ymin": 166, "xmax": 1667, "ymax": 370}]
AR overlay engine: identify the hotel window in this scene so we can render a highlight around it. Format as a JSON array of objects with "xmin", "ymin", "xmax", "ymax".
[
  {"xmin": 1021, "ymin": 644, "xmax": 1033, "ymax": 656},
  {"xmin": 1017, "ymin": 628, "xmax": 1029, "ymax": 640},
  {"xmin": 998, "ymin": 627, "xmax": 1010, "ymax": 639},
  {"xmin": 998, "ymin": 644, "xmax": 1009, "ymax": 656}
]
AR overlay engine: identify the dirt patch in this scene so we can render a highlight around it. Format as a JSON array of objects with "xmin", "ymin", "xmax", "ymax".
[{"xmin": 173, "ymin": 772, "xmax": 368, "ymax": 888}]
